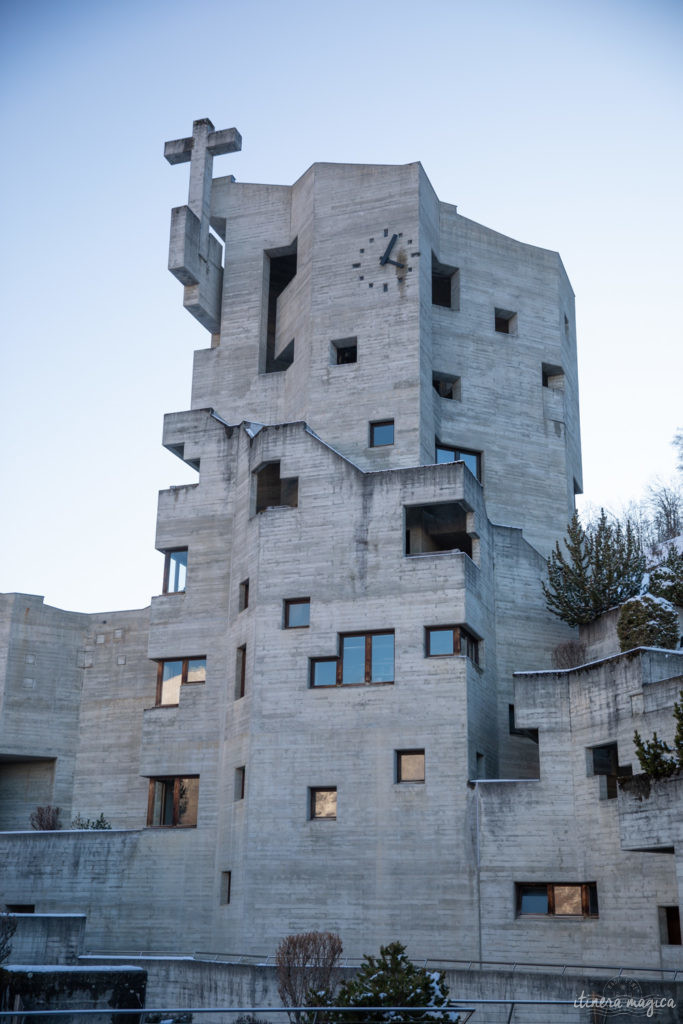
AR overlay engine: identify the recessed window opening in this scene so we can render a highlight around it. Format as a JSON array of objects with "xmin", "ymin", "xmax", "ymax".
[
  {"xmin": 310, "ymin": 787, "xmax": 337, "ymax": 819},
  {"xmin": 432, "ymin": 373, "xmax": 461, "ymax": 401},
  {"xmin": 397, "ymin": 750, "xmax": 425, "ymax": 783},
  {"xmin": 660, "ymin": 906, "xmax": 682, "ymax": 945},
  {"xmin": 331, "ymin": 337, "xmax": 358, "ymax": 365},
  {"xmin": 162, "ymin": 548, "xmax": 188, "ymax": 594},
  {"xmin": 238, "ymin": 579, "xmax": 249, "ymax": 612},
  {"xmin": 564, "ymin": 314, "xmax": 570, "ymax": 339},
  {"xmin": 235, "ymin": 645, "xmax": 246, "ymax": 699},
  {"xmin": 220, "ymin": 871, "xmax": 232, "ymax": 906},
  {"xmin": 425, "ymin": 625, "xmax": 479, "ymax": 664},
  {"xmin": 435, "ymin": 443, "xmax": 481, "ymax": 481},
  {"xmin": 432, "ymin": 255, "xmax": 459, "ymax": 309},
  {"xmin": 509, "ymin": 704, "xmax": 539, "ymax": 743},
  {"xmin": 405, "ymin": 502, "xmax": 472, "ymax": 557},
  {"xmin": 284, "ymin": 598, "xmax": 310, "ymax": 628},
  {"xmin": 542, "ymin": 363, "xmax": 565, "ymax": 389},
  {"xmin": 589, "ymin": 742, "xmax": 632, "ymax": 799},
  {"xmin": 254, "ymin": 461, "xmax": 298, "ymax": 513},
  {"xmin": 495, "ymin": 308, "xmax": 517, "ymax": 334},
  {"xmin": 370, "ymin": 420, "xmax": 394, "ymax": 447},
  {"xmin": 516, "ymin": 882, "xmax": 598, "ymax": 918},
  {"xmin": 264, "ymin": 241, "xmax": 297, "ymax": 373},
  {"xmin": 234, "ymin": 766, "xmax": 245, "ymax": 801},
  {"xmin": 156, "ymin": 657, "xmax": 206, "ymax": 706},
  {"xmin": 475, "ymin": 752, "xmax": 485, "ymax": 777},
  {"xmin": 6, "ymin": 904, "xmax": 35, "ymax": 913},
  {"xmin": 147, "ymin": 776, "xmax": 199, "ymax": 828}
]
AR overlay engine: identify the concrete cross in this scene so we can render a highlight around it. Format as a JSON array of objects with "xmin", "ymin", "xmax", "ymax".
[{"xmin": 164, "ymin": 118, "xmax": 242, "ymax": 261}]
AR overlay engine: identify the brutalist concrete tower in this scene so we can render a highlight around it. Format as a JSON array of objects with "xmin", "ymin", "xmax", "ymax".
[{"xmin": 147, "ymin": 117, "xmax": 581, "ymax": 954}]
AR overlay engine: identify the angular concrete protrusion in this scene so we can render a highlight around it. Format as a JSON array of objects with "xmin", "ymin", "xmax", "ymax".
[{"xmin": 165, "ymin": 119, "xmax": 242, "ymax": 334}]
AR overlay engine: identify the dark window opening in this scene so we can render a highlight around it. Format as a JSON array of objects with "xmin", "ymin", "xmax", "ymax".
[
  {"xmin": 432, "ymin": 255, "xmax": 459, "ymax": 309},
  {"xmin": 509, "ymin": 704, "xmax": 539, "ymax": 744},
  {"xmin": 425, "ymin": 625, "xmax": 479, "ymax": 665},
  {"xmin": 542, "ymin": 363, "xmax": 565, "ymax": 389},
  {"xmin": 436, "ymin": 443, "xmax": 481, "ymax": 481},
  {"xmin": 162, "ymin": 548, "xmax": 187, "ymax": 594},
  {"xmin": 495, "ymin": 308, "xmax": 517, "ymax": 334},
  {"xmin": 265, "ymin": 241, "xmax": 297, "ymax": 373},
  {"xmin": 235, "ymin": 645, "xmax": 246, "ymax": 699},
  {"xmin": 156, "ymin": 657, "xmax": 206, "ymax": 706},
  {"xmin": 254, "ymin": 461, "xmax": 298, "ymax": 513},
  {"xmin": 432, "ymin": 373, "xmax": 461, "ymax": 401},
  {"xmin": 397, "ymin": 750, "xmax": 425, "ymax": 783},
  {"xmin": 517, "ymin": 882, "xmax": 598, "ymax": 918},
  {"xmin": 235, "ymin": 766, "xmax": 245, "ymax": 801},
  {"xmin": 220, "ymin": 871, "xmax": 232, "ymax": 905},
  {"xmin": 284, "ymin": 598, "xmax": 310, "ymax": 628},
  {"xmin": 238, "ymin": 579, "xmax": 249, "ymax": 612},
  {"xmin": 660, "ymin": 906, "xmax": 682, "ymax": 945},
  {"xmin": 6, "ymin": 905, "xmax": 35, "ymax": 913},
  {"xmin": 331, "ymin": 337, "xmax": 358, "ymax": 365},
  {"xmin": 310, "ymin": 787, "xmax": 337, "ymax": 819},
  {"xmin": 405, "ymin": 502, "xmax": 472, "ymax": 557},
  {"xmin": 564, "ymin": 314, "xmax": 570, "ymax": 339},
  {"xmin": 370, "ymin": 420, "xmax": 394, "ymax": 447},
  {"xmin": 591, "ymin": 742, "xmax": 632, "ymax": 799},
  {"xmin": 147, "ymin": 776, "xmax": 199, "ymax": 827}
]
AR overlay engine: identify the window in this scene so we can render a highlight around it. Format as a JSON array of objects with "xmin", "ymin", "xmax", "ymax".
[
  {"xmin": 331, "ymin": 337, "xmax": 357, "ymax": 364},
  {"xmin": 432, "ymin": 372, "xmax": 461, "ymax": 401},
  {"xmin": 425, "ymin": 625, "xmax": 479, "ymax": 665},
  {"xmin": 542, "ymin": 363, "xmax": 565, "ymax": 389},
  {"xmin": 238, "ymin": 579, "xmax": 249, "ymax": 612},
  {"xmin": 284, "ymin": 598, "xmax": 310, "ymax": 628},
  {"xmin": 254, "ymin": 461, "xmax": 298, "ymax": 513},
  {"xmin": 147, "ymin": 776, "xmax": 199, "ymax": 827},
  {"xmin": 516, "ymin": 883, "xmax": 598, "ymax": 918},
  {"xmin": 397, "ymin": 750, "xmax": 425, "ymax": 783},
  {"xmin": 235, "ymin": 645, "xmax": 246, "ymax": 699},
  {"xmin": 310, "ymin": 787, "xmax": 337, "ymax": 819},
  {"xmin": 264, "ymin": 241, "xmax": 297, "ymax": 373},
  {"xmin": 495, "ymin": 308, "xmax": 517, "ymax": 334},
  {"xmin": 156, "ymin": 657, "xmax": 206, "ymax": 706},
  {"xmin": 5, "ymin": 905, "xmax": 35, "ymax": 913},
  {"xmin": 235, "ymin": 766, "xmax": 245, "ymax": 801},
  {"xmin": 220, "ymin": 871, "xmax": 232, "ymax": 905},
  {"xmin": 431, "ymin": 255, "xmax": 459, "ymax": 309},
  {"xmin": 508, "ymin": 705, "xmax": 539, "ymax": 743},
  {"xmin": 589, "ymin": 742, "xmax": 632, "ymax": 799},
  {"xmin": 162, "ymin": 548, "xmax": 187, "ymax": 594},
  {"xmin": 370, "ymin": 420, "xmax": 394, "ymax": 447},
  {"xmin": 435, "ymin": 443, "xmax": 481, "ymax": 481},
  {"xmin": 659, "ymin": 906, "xmax": 682, "ymax": 946},
  {"xmin": 309, "ymin": 632, "xmax": 395, "ymax": 687},
  {"xmin": 405, "ymin": 502, "xmax": 472, "ymax": 557}
]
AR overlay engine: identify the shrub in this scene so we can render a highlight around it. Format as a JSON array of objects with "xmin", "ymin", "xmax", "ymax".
[
  {"xmin": 551, "ymin": 640, "xmax": 587, "ymax": 669},
  {"xmin": 276, "ymin": 931, "xmax": 343, "ymax": 1023},
  {"xmin": 0, "ymin": 909, "xmax": 17, "ymax": 964},
  {"xmin": 71, "ymin": 813, "xmax": 112, "ymax": 830},
  {"xmin": 316, "ymin": 941, "xmax": 459, "ymax": 1024},
  {"xmin": 29, "ymin": 805, "xmax": 61, "ymax": 830},
  {"xmin": 617, "ymin": 594, "xmax": 679, "ymax": 652}
]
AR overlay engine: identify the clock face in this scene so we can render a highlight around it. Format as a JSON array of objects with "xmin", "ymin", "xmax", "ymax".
[{"xmin": 351, "ymin": 229, "xmax": 418, "ymax": 292}]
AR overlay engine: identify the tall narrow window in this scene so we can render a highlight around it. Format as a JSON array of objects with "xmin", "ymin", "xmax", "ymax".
[
  {"xmin": 239, "ymin": 579, "xmax": 249, "ymax": 612},
  {"xmin": 162, "ymin": 549, "xmax": 188, "ymax": 594},
  {"xmin": 234, "ymin": 766, "xmax": 246, "ymax": 801},
  {"xmin": 264, "ymin": 241, "xmax": 297, "ymax": 373},
  {"xmin": 660, "ymin": 906, "xmax": 682, "ymax": 945},
  {"xmin": 235, "ymin": 645, "xmax": 246, "ymax": 699},
  {"xmin": 147, "ymin": 776, "xmax": 199, "ymax": 827},
  {"xmin": 220, "ymin": 871, "xmax": 232, "ymax": 905},
  {"xmin": 431, "ymin": 255, "xmax": 459, "ymax": 309}
]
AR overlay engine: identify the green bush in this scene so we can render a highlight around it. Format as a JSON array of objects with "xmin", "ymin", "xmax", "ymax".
[
  {"xmin": 617, "ymin": 594, "xmax": 679, "ymax": 652},
  {"xmin": 71, "ymin": 813, "xmax": 112, "ymax": 830}
]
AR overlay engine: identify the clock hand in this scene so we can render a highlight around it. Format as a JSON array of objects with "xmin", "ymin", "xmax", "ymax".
[{"xmin": 379, "ymin": 234, "xmax": 405, "ymax": 268}]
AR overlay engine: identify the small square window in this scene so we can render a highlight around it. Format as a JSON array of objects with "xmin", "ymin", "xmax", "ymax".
[
  {"xmin": 220, "ymin": 871, "xmax": 232, "ymax": 905},
  {"xmin": 542, "ymin": 363, "xmax": 565, "ymax": 389},
  {"xmin": 235, "ymin": 645, "xmax": 246, "ymax": 699},
  {"xmin": 156, "ymin": 657, "xmax": 206, "ymax": 706},
  {"xmin": 310, "ymin": 658, "xmax": 338, "ymax": 687},
  {"xmin": 331, "ymin": 337, "xmax": 358, "ymax": 364},
  {"xmin": 162, "ymin": 548, "xmax": 188, "ymax": 594},
  {"xmin": 235, "ymin": 766, "xmax": 245, "ymax": 801},
  {"xmin": 370, "ymin": 420, "xmax": 394, "ymax": 447},
  {"xmin": 310, "ymin": 787, "xmax": 337, "ymax": 819},
  {"xmin": 239, "ymin": 579, "xmax": 249, "ymax": 612},
  {"xmin": 284, "ymin": 598, "xmax": 310, "ymax": 628},
  {"xmin": 397, "ymin": 750, "xmax": 425, "ymax": 783},
  {"xmin": 495, "ymin": 308, "xmax": 517, "ymax": 335},
  {"xmin": 432, "ymin": 373, "xmax": 461, "ymax": 401},
  {"xmin": 147, "ymin": 776, "xmax": 199, "ymax": 828}
]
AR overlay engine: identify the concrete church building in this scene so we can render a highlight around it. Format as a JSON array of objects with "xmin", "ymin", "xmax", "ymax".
[{"xmin": 1, "ymin": 120, "xmax": 682, "ymax": 993}]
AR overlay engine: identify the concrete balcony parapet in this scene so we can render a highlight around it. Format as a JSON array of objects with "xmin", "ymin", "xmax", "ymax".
[{"xmin": 617, "ymin": 770, "xmax": 683, "ymax": 852}]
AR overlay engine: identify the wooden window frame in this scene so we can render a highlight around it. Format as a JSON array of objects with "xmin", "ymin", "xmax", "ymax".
[
  {"xmin": 425, "ymin": 626, "xmax": 479, "ymax": 665},
  {"xmin": 284, "ymin": 598, "xmax": 310, "ymax": 629},
  {"xmin": 310, "ymin": 657, "xmax": 338, "ymax": 688},
  {"xmin": 162, "ymin": 548, "xmax": 188, "ymax": 594},
  {"xmin": 516, "ymin": 882, "xmax": 598, "ymax": 918},
  {"xmin": 310, "ymin": 787, "xmax": 337, "ymax": 820},
  {"xmin": 396, "ymin": 749, "xmax": 425, "ymax": 784},
  {"xmin": 156, "ymin": 657, "xmax": 206, "ymax": 706},
  {"xmin": 338, "ymin": 631, "xmax": 394, "ymax": 686},
  {"xmin": 435, "ymin": 444, "xmax": 481, "ymax": 481},
  {"xmin": 369, "ymin": 420, "xmax": 395, "ymax": 448},
  {"xmin": 146, "ymin": 775, "xmax": 199, "ymax": 828}
]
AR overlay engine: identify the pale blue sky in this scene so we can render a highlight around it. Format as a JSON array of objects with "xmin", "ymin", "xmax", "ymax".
[{"xmin": 1, "ymin": 0, "xmax": 682, "ymax": 612}]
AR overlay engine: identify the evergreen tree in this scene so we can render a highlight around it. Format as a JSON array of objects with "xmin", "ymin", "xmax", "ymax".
[
  {"xmin": 649, "ymin": 546, "xmax": 683, "ymax": 606},
  {"xmin": 617, "ymin": 594, "xmax": 679, "ymax": 652},
  {"xmin": 543, "ymin": 511, "xmax": 645, "ymax": 626},
  {"xmin": 633, "ymin": 730, "xmax": 678, "ymax": 779}
]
